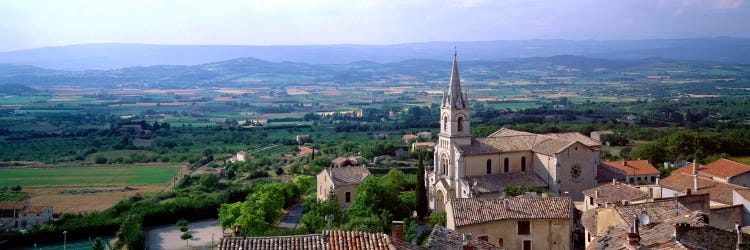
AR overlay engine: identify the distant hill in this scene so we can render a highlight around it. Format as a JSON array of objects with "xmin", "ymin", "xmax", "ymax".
[
  {"xmin": 1, "ymin": 38, "xmax": 750, "ymax": 70},
  {"xmin": 0, "ymin": 83, "xmax": 38, "ymax": 95},
  {"xmin": 0, "ymin": 55, "xmax": 694, "ymax": 88}
]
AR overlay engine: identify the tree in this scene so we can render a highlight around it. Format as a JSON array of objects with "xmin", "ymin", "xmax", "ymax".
[
  {"xmin": 416, "ymin": 151, "xmax": 429, "ymax": 220},
  {"xmin": 180, "ymin": 232, "xmax": 193, "ymax": 247},
  {"xmin": 89, "ymin": 237, "xmax": 105, "ymax": 250},
  {"xmin": 199, "ymin": 174, "xmax": 219, "ymax": 188}
]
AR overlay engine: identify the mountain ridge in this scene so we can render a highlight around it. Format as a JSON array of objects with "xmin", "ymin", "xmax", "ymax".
[{"xmin": 2, "ymin": 38, "xmax": 750, "ymax": 70}]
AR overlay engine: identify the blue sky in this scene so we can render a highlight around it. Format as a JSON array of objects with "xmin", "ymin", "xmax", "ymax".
[{"xmin": 0, "ymin": 0, "xmax": 749, "ymax": 52}]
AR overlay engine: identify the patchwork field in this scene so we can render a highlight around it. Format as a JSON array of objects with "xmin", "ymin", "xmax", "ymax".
[{"xmin": 0, "ymin": 165, "xmax": 181, "ymax": 187}]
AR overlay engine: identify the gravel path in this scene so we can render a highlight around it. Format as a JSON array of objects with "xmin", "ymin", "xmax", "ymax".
[{"xmin": 145, "ymin": 220, "xmax": 223, "ymax": 250}]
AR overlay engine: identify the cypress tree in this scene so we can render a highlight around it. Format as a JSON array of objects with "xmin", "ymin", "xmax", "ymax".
[{"xmin": 416, "ymin": 150, "xmax": 429, "ymax": 220}]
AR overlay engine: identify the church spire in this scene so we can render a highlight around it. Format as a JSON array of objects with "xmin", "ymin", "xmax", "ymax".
[{"xmin": 444, "ymin": 47, "xmax": 467, "ymax": 109}]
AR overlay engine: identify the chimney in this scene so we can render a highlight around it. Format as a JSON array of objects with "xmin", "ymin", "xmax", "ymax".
[
  {"xmin": 693, "ymin": 159, "xmax": 697, "ymax": 174},
  {"xmin": 623, "ymin": 160, "xmax": 627, "ymax": 166},
  {"xmin": 595, "ymin": 190, "xmax": 600, "ymax": 199},
  {"xmin": 685, "ymin": 188, "xmax": 692, "ymax": 196},
  {"xmin": 613, "ymin": 178, "xmax": 617, "ymax": 185},
  {"xmin": 391, "ymin": 221, "xmax": 404, "ymax": 241},
  {"xmin": 503, "ymin": 198, "xmax": 509, "ymax": 209},
  {"xmin": 674, "ymin": 222, "xmax": 692, "ymax": 237},
  {"xmin": 737, "ymin": 222, "xmax": 742, "ymax": 249},
  {"xmin": 627, "ymin": 216, "xmax": 640, "ymax": 247},
  {"xmin": 656, "ymin": 177, "xmax": 660, "ymax": 185},
  {"xmin": 233, "ymin": 224, "xmax": 242, "ymax": 237}
]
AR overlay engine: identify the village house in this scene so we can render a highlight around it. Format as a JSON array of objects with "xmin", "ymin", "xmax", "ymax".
[
  {"xmin": 600, "ymin": 160, "xmax": 660, "ymax": 185},
  {"xmin": 672, "ymin": 158, "xmax": 750, "ymax": 187},
  {"xmin": 445, "ymin": 196, "xmax": 574, "ymax": 250},
  {"xmin": 330, "ymin": 156, "xmax": 364, "ymax": 168},
  {"xmin": 411, "ymin": 141, "xmax": 437, "ymax": 152},
  {"xmin": 429, "ymin": 53, "xmax": 601, "ymax": 207},
  {"xmin": 417, "ymin": 131, "xmax": 433, "ymax": 141},
  {"xmin": 295, "ymin": 134, "xmax": 310, "ymax": 144},
  {"xmin": 660, "ymin": 162, "xmax": 750, "ymax": 207},
  {"xmin": 316, "ymin": 167, "xmax": 371, "ymax": 207},
  {"xmin": 219, "ymin": 225, "xmax": 420, "ymax": 250},
  {"xmin": 581, "ymin": 180, "xmax": 649, "ymax": 211},
  {"xmin": 0, "ymin": 200, "xmax": 53, "ymax": 230},
  {"xmin": 236, "ymin": 151, "xmax": 247, "ymax": 162},
  {"xmin": 584, "ymin": 197, "xmax": 750, "ymax": 250},
  {"xmin": 402, "ymin": 134, "xmax": 418, "ymax": 143}
]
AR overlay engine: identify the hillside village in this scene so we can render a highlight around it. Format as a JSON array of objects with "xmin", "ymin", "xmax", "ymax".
[{"xmin": 210, "ymin": 55, "xmax": 750, "ymax": 250}]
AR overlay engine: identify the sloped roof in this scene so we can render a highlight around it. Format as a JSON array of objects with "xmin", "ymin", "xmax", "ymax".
[
  {"xmin": 614, "ymin": 199, "xmax": 689, "ymax": 228},
  {"xmin": 331, "ymin": 157, "xmax": 350, "ymax": 165},
  {"xmin": 326, "ymin": 167, "xmax": 371, "ymax": 186},
  {"xmin": 700, "ymin": 158, "xmax": 750, "ymax": 178},
  {"xmin": 450, "ymin": 197, "xmax": 573, "ymax": 227},
  {"xmin": 660, "ymin": 173, "xmax": 749, "ymax": 205},
  {"xmin": 218, "ymin": 230, "xmax": 415, "ymax": 250},
  {"xmin": 588, "ymin": 211, "xmax": 706, "ymax": 250},
  {"xmin": 602, "ymin": 160, "xmax": 660, "ymax": 175},
  {"xmin": 463, "ymin": 172, "xmax": 547, "ymax": 194},
  {"xmin": 24, "ymin": 206, "xmax": 50, "ymax": 213},
  {"xmin": 427, "ymin": 225, "xmax": 499, "ymax": 250},
  {"xmin": 582, "ymin": 182, "xmax": 648, "ymax": 204},
  {"xmin": 0, "ymin": 200, "xmax": 28, "ymax": 210},
  {"xmin": 460, "ymin": 128, "xmax": 598, "ymax": 156}
]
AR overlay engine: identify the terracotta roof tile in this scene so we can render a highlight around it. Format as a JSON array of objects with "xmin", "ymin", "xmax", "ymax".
[
  {"xmin": 427, "ymin": 225, "xmax": 499, "ymax": 250},
  {"xmin": 450, "ymin": 197, "xmax": 573, "ymax": 227},
  {"xmin": 602, "ymin": 160, "xmax": 660, "ymax": 175},
  {"xmin": 660, "ymin": 173, "xmax": 749, "ymax": 205},
  {"xmin": 702, "ymin": 158, "xmax": 750, "ymax": 178},
  {"xmin": 325, "ymin": 167, "xmax": 370, "ymax": 186},
  {"xmin": 543, "ymin": 132, "xmax": 601, "ymax": 147},
  {"xmin": 614, "ymin": 199, "xmax": 689, "ymax": 228},
  {"xmin": 218, "ymin": 230, "xmax": 417, "ymax": 250},
  {"xmin": 0, "ymin": 200, "xmax": 28, "ymax": 210},
  {"xmin": 582, "ymin": 182, "xmax": 648, "ymax": 205},
  {"xmin": 460, "ymin": 128, "xmax": 599, "ymax": 156}
]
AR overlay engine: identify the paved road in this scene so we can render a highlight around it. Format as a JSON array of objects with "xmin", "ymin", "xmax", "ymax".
[{"xmin": 278, "ymin": 203, "xmax": 303, "ymax": 230}]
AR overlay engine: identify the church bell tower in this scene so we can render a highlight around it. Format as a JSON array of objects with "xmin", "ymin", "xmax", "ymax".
[{"xmin": 440, "ymin": 49, "xmax": 471, "ymax": 145}]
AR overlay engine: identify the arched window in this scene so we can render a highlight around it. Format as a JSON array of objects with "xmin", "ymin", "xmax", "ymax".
[
  {"xmin": 443, "ymin": 116, "xmax": 448, "ymax": 131},
  {"xmin": 521, "ymin": 156, "xmax": 527, "ymax": 171},
  {"xmin": 504, "ymin": 157, "xmax": 509, "ymax": 172},
  {"xmin": 486, "ymin": 159, "xmax": 492, "ymax": 174},
  {"xmin": 457, "ymin": 116, "xmax": 464, "ymax": 132},
  {"xmin": 442, "ymin": 156, "xmax": 449, "ymax": 176}
]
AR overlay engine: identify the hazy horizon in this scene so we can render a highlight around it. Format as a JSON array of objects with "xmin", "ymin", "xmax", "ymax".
[{"xmin": 2, "ymin": 0, "xmax": 749, "ymax": 52}]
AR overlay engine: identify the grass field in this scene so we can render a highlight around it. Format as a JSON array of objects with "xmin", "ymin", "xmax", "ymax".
[{"xmin": 0, "ymin": 166, "xmax": 180, "ymax": 187}]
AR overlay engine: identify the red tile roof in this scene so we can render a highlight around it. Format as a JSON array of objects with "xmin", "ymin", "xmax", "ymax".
[
  {"xmin": 427, "ymin": 225, "xmax": 499, "ymax": 250},
  {"xmin": 0, "ymin": 201, "xmax": 28, "ymax": 210},
  {"xmin": 701, "ymin": 158, "xmax": 750, "ymax": 178},
  {"xmin": 449, "ymin": 197, "xmax": 573, "ymax": 227},
  {"xmin": 217, "ymin": 230, "xmax": 419, "ymax": 250},
  {"xmin": 582, "ymin": 182, "xmax": 648, "ymax": 204},
  {"xmin": 602, "ymin": 160, "xmax": 660, "ymax": 175},
  {"xmin": 660, "ymin": 173, "xmax": 749, "ymax": 205}
]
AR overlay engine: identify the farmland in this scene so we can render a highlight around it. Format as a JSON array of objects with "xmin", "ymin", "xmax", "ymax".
[{"xmin": 0, "ymin": 165, "xmax": 181, "ymax": 187}]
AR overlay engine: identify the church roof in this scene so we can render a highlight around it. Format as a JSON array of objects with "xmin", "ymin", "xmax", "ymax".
[
  {"xmin": 323, "ymin": 167, "xmax": 371, "ymax": 186},
  {"xmin": 458, "ymin": 128, "xmax": 598, "ymax": 156},
  {"xmin": 463, "ymin": 171, "xmax": 548, "ymax": 194},
  {"xmin": 442, "ymin": 50, "xmax": 468, "ymax": 110}
]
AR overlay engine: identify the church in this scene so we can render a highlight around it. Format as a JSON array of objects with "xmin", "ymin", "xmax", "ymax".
[{"xmin": 428, "ymin": 52, "xmax": 600, "ymax": 210}]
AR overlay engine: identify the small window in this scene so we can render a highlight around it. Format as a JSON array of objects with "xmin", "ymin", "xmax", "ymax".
[
  {"xmin": 587, "ymin": 232, "xmax": 591, "ymax": 242},
  {"xmin": 651, "ymin": 176, "xmax": 656, "ymax": 183},
  {"xmin": 457, "ymin": 116, "xmax": 464, "ymax": 132},
  {"xmin": 521, "ymin": 156, "xmax": 527, "ymax": 171},
  {"xmin": 518, "ymin": 221, "xmax": 531, "ymax": 235},
  {"xmin": 498, "ymin": 238, "xmax": 504, "ymax": 248},
  {"xmin": 589, "ymin": 196, "xmax": 594, "ymax": 206},
  {"xmin": 504, "ymin": 158, "xmax": 509, "ymax": 172},
  {"xmin": 637, "ymin": 177, "xmax": 641, "ymax": 181},
  {"xmin": 486, "ymin": 159, "xmax": 492, "ymax": 174},
  {"xmin": 345, "ymin": 192, "xmax": 351, "ymax": 202},
  {"xmin": 629, "ymin": 178, "xmax": 634, "ymax": 184},
  {"xmin": 523, "ymin": 240, "xmax": 531, "ymax": 250},
  {"xmin": 477, "ymin": 235, "xmax": 488, "ymax": 241},
  {"xmin": 443, "ymin": 117, "xmax": 447, "ymax": 131}
]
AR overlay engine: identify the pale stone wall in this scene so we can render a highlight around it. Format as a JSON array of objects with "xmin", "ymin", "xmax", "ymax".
[
  {"xmin": 463, "ymin": 151, "xmax": 533, "ymax": 177},
  {"xmin": 316, "ymin": 170, "xmax": 334, "ymax": 201},
  {"xmin": 728, "ymin": 172, "xmax": 750, "ymax": 187},
  {"xmin": 710, "ymin": 205, "xmax": 743, "ymax": 230},
  {"xmin": 534, "ymin": 153, "xmax": 557, "ymax": 193},
  {"xmin": 316, "ymin": 170, "xmax": 360, "ymax": 208},
  {"xmin": 595, "ymin": 208, "xmax": 627, "ymax": 235},
  {"xmin": 452, "ymin": 218, "xmax": 572, "ymax": 250},
  {"xmin": 732, "ymin": 190, "xmax": 750, "ymax": 227},
  {"xmin": 555, "ymin": 142, "xmax": 597, "ymax": 200},
  {"xmin": 20, "ymin": 207, "xmax": 52, "ymax": 227}
]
